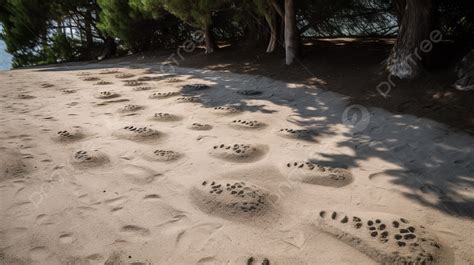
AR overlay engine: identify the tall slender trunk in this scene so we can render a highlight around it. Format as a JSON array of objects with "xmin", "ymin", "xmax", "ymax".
[
  {"xmin": 204, "ymin": 23, "xmax": 216, "ymax": 54},
  {"xmin": 386, "ymin": 0, "xmax": 433, "ymax": 79},
  {"xmin": 394, "ymin": 0, "xmax": 406, "ymax": 26},
  {"xmin": 265, "ymin": 9, "xmax": 278, "ymax": 53},
  {"xmin": 284, "ymin": 0, "xmax": 298, "ymax": 65},
  {"xmin": 99, "ymin": 36, "xmax": 117, "ymax": 60},
  {"xmin": 84, "ymin": 10, "xmax": 93, "ymax": 49}
]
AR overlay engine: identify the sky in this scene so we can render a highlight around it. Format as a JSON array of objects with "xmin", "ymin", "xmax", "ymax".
[{"xmin": 0, "ymin": 24, "xmax": 13, "ymax": 70}]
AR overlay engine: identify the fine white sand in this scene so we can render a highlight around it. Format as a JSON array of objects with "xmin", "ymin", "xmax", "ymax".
[{"xmin": 0, "ymin": 61, "xmax": 473, "ymax": 264}]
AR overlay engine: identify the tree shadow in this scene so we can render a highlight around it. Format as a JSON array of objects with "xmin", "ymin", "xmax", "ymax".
[
  {"xmin": 175, "ymin": 66, "xmax": 474, "ymax": 219},
  {"xmin": 33, "ymin": 60, "xmax": 474, "ymax": 219}
]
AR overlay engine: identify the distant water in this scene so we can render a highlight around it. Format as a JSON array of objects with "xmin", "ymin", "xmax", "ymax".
[{"xmin": 0, "ymin": 40, "xmax": 12, "ymax": 70}]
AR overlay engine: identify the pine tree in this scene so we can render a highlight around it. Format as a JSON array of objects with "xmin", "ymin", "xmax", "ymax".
[
  {"xmin": 158, "ymin": 0, "xmax": 229, "ymax": 54},
  {"xmin": 97, "ymin": 0, "xmax": 159, "ymax": 51}
]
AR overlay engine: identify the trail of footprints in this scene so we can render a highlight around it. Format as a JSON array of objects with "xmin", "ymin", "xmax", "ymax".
[
  {"xmin": 176, "ymin": 96, "xmax": 201, "ymax": 103},
  {"xmin": 277, "ymin": 128, "xmax": 315, "ymax": 140},
  {"xmin": 230, "ymin": 119, "xmax": 266, "ymax": 130},
  {"xmin": 149, "ymin": 91, "xmax": 179, "ymax": 99},
  {"xmin": 33, "ymin": 71, "xmax": 450, "ymax": 264},
  {"xmin": 285, "ymin": 161, "xmax": 353, "ymax": 187},
  {"xmin": 212, "ymin": 106, "xmax": 242, "ymax": 115},
  {"xmin": 314, "ymin": 210, "xmax": 446, "ymax": 264}
]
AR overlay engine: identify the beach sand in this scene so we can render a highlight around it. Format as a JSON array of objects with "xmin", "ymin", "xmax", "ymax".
[{"xmin": 0, "ymin": 61, "xmax": 473, "ymax": 264}]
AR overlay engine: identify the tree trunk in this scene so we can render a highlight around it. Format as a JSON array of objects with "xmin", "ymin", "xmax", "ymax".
[
  {"xmin": 265, "ymin": 9, "xmax": 278, "ymax": 53},
  {"xmin": 84, "ymin": 10, "xmax": 93, "ymax": 49},
  {"xmin": 204, "ymin": 24, "xmax": 216, "ymax": 54},
  {"xmin": 284, "ymin": 0, "xmax": 298, "ymax": 65},
  {"xmin": 98, "ymin": 36, "xmax": 116, "ymax": 60},
  {"xmin": 454, "ymin": 49, "xmax": 474, "ymax": 91},
  {"xmin": 386, "ymin": 0, "xmax": 433, "ymax": 79},
  {"xmin": 394, "ymin": 0, "xmax": 406, "ymax": 26}
]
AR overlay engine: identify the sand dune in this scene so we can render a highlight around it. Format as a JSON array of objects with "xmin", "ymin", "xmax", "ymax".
[{"xmin": 0, "ymin": 62, "xmax": 473, "ymax": 264}]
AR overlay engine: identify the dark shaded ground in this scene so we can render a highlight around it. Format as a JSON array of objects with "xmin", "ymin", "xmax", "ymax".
[
  {"xmin": 123, "ymin": 38, "xmax": 473, "ymax": 135},
  {"xmin": 27, "ymin": 37, "xmax": 473, "ymax": 135}
]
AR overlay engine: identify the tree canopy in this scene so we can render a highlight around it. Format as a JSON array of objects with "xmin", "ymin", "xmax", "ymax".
[{"xmin": 0, "ymin": 0, "xmax": 472, "ymax": 73}]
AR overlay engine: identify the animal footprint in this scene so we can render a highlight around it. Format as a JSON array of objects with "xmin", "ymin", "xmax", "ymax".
[
  {"xmin": 124, "ymin": 80, "xmax": 144, "ymax": 87},
  {"xmin": 95, "ymin": 91, "xmax": 119, "ymax": 99},
  {"xmin": 100, "ymin": 69, "xmax": 119, "ymax": 74},
  {"xmin": 276, "ymin": 128, "xmax": 315, "ymax": 141},
  {"xmin": 247, "ymin": 257, "xmax": 270, "ymax": 265},
  {"xmin": 153, "ymin": 149, "xmax": 181, "ymax": 162},
  {"xmin": 118, "ymin": 104, "xmax": 144, "ymax": 113},
  {"xmin": 212, "ymin": 106, "xmax": 242, "ymax": 115},
  {"xmin": 0, "ymin": 149, "xmax": 29, "ymax": 180},
  {"xmin": 152, "ymin": 113, "xmax": 181, "ymax": 122},
  {"xmin": 52, "ymin": 129, "xmax": 85, "ymax": 143},
  {"xmin": 71, "ymin": 149, "xmax": 109, "ymax": 168},
  {"xmin": 209, "ymin": 143, "xmax": 267, "ymax": 163},
  {"xmin": 191, "ymin": 179, "xmax": 269, "ymax": 219},
  {"xmin": 115, "ymin": 73, "xmax": 135, "ymax": 79},
  {"xmin": 133, "ymin": 86, "xmax": 153, "ymax": 91},
  {"xmin": 149, "ymin": 91, "xmax": 180, "ymax": 99},
  {"xmin": 182, "ymin": 84, "xmax": 210, "ymax": 91},
  {"xmin": 189, "ymin": 123, "xmax": 213, "ymax": 131},
  {"xmin": 61, "ymin": 89, "xmax": 76, "ymax": 94},
  {"xmin": 81, "ymin": 76, "xmax": 100, "ymax": 81},
  {"xmin": 164, "ymin": 77, "xmax": 182, "ymax": 83},
  {"xmin": 230, "ymin": 119, "xmax": 266, "ymax": 130},
  {"xmin": 94, "ymin": 80, "xmax": 112, "ymax": 85},
  {"xmin": 285, "ymin": 161, "xmax": 353, "ymax": 187},
  {"xmin": 176, "ymin": 96, "xmax": 201, "ymax": 103},
  {"xmin": 113, "ymin": 126, "xmax": 161, "ymax": 142},
  {"xmin": 142, "ymin": 149, "xmax": 181, "ymax": 162},
  {"xmin": 309, "ymin": 210, "xmax": 448, "ymax": 264}
]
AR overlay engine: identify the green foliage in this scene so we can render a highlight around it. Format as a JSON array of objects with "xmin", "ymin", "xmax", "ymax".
[
  {"xmin": 98, "ymin": 0, "xmax": 186, "ymax": 51},
  {"xmin": 159, "ymin": 0, "xmax": 228, "ymax": 29},
  {"xmin": 0, "ymin": 0, "xmax": 52, "ymax": 52},
  {"xmin": 47, "ymin": 33, "xmax": 78, "ymax": 62},
  {"xmin": 1, "ymin": 0, "xmax": 473, "ymax": 68}
]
